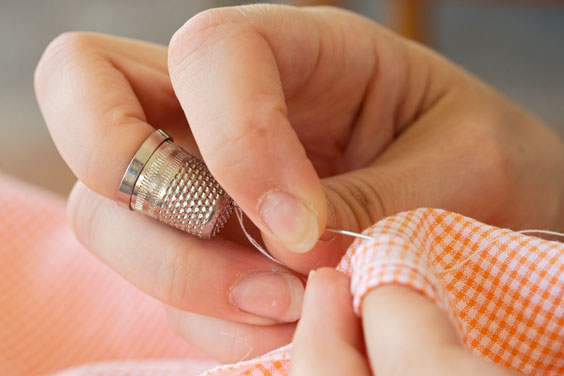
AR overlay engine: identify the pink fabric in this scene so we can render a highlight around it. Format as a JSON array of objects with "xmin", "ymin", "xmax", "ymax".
[{"xmin": 0, "ymin": 174, "xmax": 217, "ymax": 375}]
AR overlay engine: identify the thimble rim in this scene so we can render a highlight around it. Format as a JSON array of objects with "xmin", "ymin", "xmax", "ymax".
[{"xmin": 117, "ymin": 129, "xmax": 171, "ymax": 208}]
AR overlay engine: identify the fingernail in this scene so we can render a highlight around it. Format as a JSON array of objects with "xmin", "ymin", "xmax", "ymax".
[
  {"xmin": 230, "ymin": 271, "xmax": 304, "ymax": 322},
  {"xmin": 307, "ymin": 269, "xmax": 316, "ymax": 283},
  {"xmin": 259, "ymin": 190, "xmax": 319, "ymax": 253}
]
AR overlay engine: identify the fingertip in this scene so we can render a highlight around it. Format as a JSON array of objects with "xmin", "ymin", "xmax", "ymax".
[
  {"xmin": 306, "ymin": 267, "xmax": 348, "ymax": 290},
  {"xmin": 306, "ymin": 269, "xmax": 316, "ymax": 283},
  {"xmin": 259, "ymin": 189, "xmax": 322, "ymax": 254},
  {"xmin": 300, "ymin": 267, "xmax": 353, "ymax": 325}
]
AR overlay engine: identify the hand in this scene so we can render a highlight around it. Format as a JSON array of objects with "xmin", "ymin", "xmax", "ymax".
[
  {"xmin": 34, "ymin": 4, "xmax": 564, "ymax": 362},
  {"xmin": 291, "ymin": 268, "xmax": 520, "ymax": 376}
]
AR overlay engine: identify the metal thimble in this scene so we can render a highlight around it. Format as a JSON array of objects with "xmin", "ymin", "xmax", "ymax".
[{"xmin": 117, "ymin": 129, "xmax": 234, "ymax": 239}]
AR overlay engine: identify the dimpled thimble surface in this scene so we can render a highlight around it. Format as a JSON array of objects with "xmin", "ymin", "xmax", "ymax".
[{"xmin": 118, "ymin": 130, "xmax": 234, "ymax": 239}]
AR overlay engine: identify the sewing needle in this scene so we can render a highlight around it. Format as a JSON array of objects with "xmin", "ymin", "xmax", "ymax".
[{"xmin": 325, "ymin": 227, "xmax": 373, "ymax": 240}]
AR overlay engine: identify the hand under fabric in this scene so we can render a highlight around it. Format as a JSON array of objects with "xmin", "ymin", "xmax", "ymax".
[
  {"xmin": 34, "ymin": 4, "xmax": 564, "ymax": 363},
  {"xmin": 290, "ymin": 269, "xmax": 519, "ymax": 376}
]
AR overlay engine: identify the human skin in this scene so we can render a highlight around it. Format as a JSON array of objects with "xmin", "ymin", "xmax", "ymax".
[
  {"xmin": 35, "ymin": 4, "xmax": 564, "ymax": 364},
  {"xmin": 290, "ymin": 269, "xmax": 520, "ymax": 376}
]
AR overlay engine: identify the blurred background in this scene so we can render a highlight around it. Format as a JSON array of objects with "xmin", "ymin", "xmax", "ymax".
[{"xmin": 1, "ymin": 0, "xmax": 563, "ymax": 197}]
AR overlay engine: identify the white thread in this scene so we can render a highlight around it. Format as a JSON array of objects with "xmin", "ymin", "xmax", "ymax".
[
  {"xmin": 437, "ymin": 228, "xmax": 564, "ymax": 274},
  {"xmin": 234, "ymin": 207, "xmax": 282, "ymax": 265},
  {"xmin": 234, "ymin": 208, "xmax": 564, "ymax": 272},
  {"xmin": 323, "ymin": 226, "xmax": 564, "ymax": 274},
  {"xmin": 517, "ymin": 229, "xmax": 564, "ymax": 240},
  {"xmin": 435, "ymin": 232, "xmax": 505, "ymax": 274}
]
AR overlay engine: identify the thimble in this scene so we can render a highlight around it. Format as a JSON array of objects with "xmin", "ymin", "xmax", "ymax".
[{"xmin": 117, "ymin": 129, "xmax": 234, "ymax": 239}]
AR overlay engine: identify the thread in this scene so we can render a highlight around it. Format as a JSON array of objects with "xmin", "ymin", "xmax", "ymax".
[
  {"xmin": 517, "ymin": 229, "xmax": 564, "ymax": 239},
  {"xmin": 305, "ymin": 225, "xmax": 564, "ymax": 274},
  {"xmin": 234, "ymin": 206, "xmax": 281, "ymax": 265},
  {"xmin": 435, "ymin": 228, "xmax": 564, "ymax": 274},
  {"xmin": 234, "ymin": 208, "xmax": 564, "ymax": 272}
]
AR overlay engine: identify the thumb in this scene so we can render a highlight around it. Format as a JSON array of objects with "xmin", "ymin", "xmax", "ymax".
[
  {"xmin": 168, "ymin": 7, "xmax": 326, "ymax": 254},
  {"xmin": 290, "ymin": 268, "xmax": 370, "ymax": 376},
  {"xmin": 261, "ymin": 164, "xmax": 392, "ymax": 273},
  {"xmin": 362, "ymin": 286, "xmax": 519, "ymax": 375}
]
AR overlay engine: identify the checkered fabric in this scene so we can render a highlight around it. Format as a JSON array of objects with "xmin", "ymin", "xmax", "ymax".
[
  {"xmin": 204, "ymin": 208, "xmax": 564, "ymax": 376},
  {"xmin": 342, "ymin": 209, "xmax": 564, "ymax": 375},
  {"xmin": 1, "ymin": 173, "xmax": 563, "ymax": 375}
]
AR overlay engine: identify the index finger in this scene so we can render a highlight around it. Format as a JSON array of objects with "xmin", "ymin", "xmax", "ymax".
[{"xmin": 34, "ymin": 32, "xmax": 188, "ymax": 199}]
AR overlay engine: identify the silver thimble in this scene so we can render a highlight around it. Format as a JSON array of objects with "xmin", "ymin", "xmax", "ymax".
[{"xmin": 117, "ymin": 129, "xmax": 234, "ymax": 239}]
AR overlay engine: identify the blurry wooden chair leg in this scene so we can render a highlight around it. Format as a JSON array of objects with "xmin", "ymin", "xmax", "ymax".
[
  {"xmin": 391, "ymin": 0, "xmax": 433, "ymax": 44},
  {"xmin": 291, "ymin": 0, "xmax": 340, "ymax": 5}
]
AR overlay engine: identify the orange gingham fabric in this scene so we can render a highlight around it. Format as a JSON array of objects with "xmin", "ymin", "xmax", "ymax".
[{"xmin": 1, "ymin": 173, "xmax": 563, "ymax": 375}]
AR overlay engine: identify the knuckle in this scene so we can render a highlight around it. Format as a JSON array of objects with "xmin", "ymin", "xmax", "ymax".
[
  {"xmin": 66, "ymin": 182, "xmax": 102, "ymax": 249},
  {"xmin": 462, "ymin": 123, "xmax": 512, "ymax": 199},
  {"xmin": 34, "ymin": 31, "xmax": 97, "ymax": 95},
  {"xmin": 158, "ymin": 240, "xmax": 193, "ymax": 306},
  {"xmin": 168, "ymin": 8, "xmax": 234, "ymax": 69},
  {"xmin": 206, "ymin": 104, "xmax": 287, "ymax": 174},
  {"xmin": 324, "ymin": 173, "xmax": 389, "ymax": 232},
  {"xmin": 168, "ymin": 5, "xmax": 272, "ymax": 75}
]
